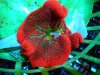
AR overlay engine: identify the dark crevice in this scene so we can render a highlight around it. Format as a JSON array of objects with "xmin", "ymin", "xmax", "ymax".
[{"xmin": 0, "ymin": 59, "xmax": 15, "ymax": 69}]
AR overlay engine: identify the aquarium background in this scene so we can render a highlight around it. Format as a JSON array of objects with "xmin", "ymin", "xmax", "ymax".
[{"xmin": 0, "ymin": 0, "xmax": 100, "ymax": 75}]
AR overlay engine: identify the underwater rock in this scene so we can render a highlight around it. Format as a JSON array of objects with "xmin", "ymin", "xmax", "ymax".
[
  {"xmin": 67, "ymin": 10, "xmax": 88, "ymax": 38},
  {"xmin": 0, "ymin": 33, "xmax": 20, "ymax": 49}
]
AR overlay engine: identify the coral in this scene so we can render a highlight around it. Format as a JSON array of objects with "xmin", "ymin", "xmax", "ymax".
[{"xmin": 17, "ymin": 0, "xmax": 84, "ymax": 67}]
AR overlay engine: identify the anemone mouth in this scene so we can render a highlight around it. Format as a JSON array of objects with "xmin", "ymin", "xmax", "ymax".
[{"xmin": 35, "ymin": 25, "xmax": 64, "ymax": 41}]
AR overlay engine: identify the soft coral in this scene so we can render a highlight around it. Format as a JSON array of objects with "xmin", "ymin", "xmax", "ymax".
[{"xmin": 17, "ymin": 0, "xmax": 84, "ymax": 67}]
